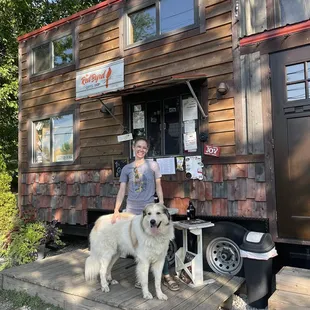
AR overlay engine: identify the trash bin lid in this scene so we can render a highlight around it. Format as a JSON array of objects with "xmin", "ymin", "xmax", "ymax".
[{"xmin": 240, "ymin": 231, "xmax": 275, "ymax": 253}]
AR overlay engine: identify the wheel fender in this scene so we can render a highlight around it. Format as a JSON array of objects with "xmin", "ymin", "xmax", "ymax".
[{"xmin": 202, "ymin": 221, "xmax": 248, "ymax": 276}]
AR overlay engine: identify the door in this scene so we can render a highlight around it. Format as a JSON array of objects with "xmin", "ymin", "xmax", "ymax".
[{"xmin": 271, "ymin": 45, "xmax": 310, "ymax": 240}]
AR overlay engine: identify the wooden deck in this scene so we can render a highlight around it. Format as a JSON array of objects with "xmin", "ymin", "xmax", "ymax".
[
  {"xmin": 269, "ymin": 266, "xmax": 310, "ymax": 309},
  {"xmin": 0, "ymin": 249, "xmax": 244, "ymax": 310}
]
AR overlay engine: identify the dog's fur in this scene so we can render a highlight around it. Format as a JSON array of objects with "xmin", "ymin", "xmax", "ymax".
[{"xmin": 85, "ymin": 203, "xmax": 174, "ymax": 300}]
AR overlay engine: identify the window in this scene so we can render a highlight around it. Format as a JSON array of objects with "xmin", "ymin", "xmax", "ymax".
[
  {"xmin": 127, "ymin": 0, "xmax": 198, "ymax": 45},
  {"xmin": 32, "ymin": 114, "xmax": 74, "ymax": 164},
  {"xmin": 32, "ymin": 34, "xmax": 73, "ymax": 75},
  {"xmin": 285, "ymin": 62, "xmax": 310, "ymax": 102},
  {"xmin": 130, "ymin": 92, "xmax": 199, "ymax": 157},
  {"xmin": 276, "ymin": 0, "xmax": 310, "ymax": 26}
]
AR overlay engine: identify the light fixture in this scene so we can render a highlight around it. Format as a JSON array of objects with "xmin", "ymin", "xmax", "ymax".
[
  {"xmin": 217, "ymin": 82, "xmax": 229, "ymax": 95},
  {"xmin": 100, "ymin": 102, "xmax": 115, "ymax": 116}
]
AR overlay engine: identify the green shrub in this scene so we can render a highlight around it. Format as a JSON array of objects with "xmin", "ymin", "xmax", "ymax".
[
  {"xmin": 3, "ymin": 221, "xmax": 46, "ymax": 268},
  {"xmin": 0, "ymin": 153, "xmax": 18, "ymax": 254}
]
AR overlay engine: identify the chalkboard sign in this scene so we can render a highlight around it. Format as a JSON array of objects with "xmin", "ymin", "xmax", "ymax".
[{"xmin": 112, "ymin": 157, "xmax": 128, "ymax": 179}]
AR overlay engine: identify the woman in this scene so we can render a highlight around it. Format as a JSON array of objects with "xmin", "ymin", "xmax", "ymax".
[{"xmin": 111, "ymin": 137, "xmax": 179, "ymax": 291}]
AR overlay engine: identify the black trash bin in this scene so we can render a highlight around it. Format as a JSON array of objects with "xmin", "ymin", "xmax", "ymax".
[{"xmin": 240, "ymin": 231, "xmax": 277, "ymax": 309}]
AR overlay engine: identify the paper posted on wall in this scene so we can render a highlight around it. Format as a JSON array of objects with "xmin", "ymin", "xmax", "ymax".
[
  {"xmin": 183, "ymin": 132, "xmax": 197, "ymax": 152},
  {"xmin": 156, "ymin": 157, "xmax": 176, "ymax": 175},
  {"xmin": 133, "ymin": 111, "xmax": 144, "ymax": 129},
  {"xmin": 185, "ymin": 156, "xmax": 203, "ymax": 180},
  {"xmin": 182, "ymin": 96, "xmax": 198, "ymax": 121}
]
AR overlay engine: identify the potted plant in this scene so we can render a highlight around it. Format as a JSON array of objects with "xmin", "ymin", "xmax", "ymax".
[{"xmin": 43, "ymin": 220, "xmax": 65, "ymax": 250}]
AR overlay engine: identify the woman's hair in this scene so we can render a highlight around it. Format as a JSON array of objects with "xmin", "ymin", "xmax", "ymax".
[{"xmin": 133, "ymin": 136, "xmax": 149, "ymax": 147}]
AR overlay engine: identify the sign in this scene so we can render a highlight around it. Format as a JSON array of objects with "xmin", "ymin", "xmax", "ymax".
[
  {"xmin": 204, "ymin": 144, "xmax": 221, "ymax": 157},
  {"xmin": 76, "ymin": 58, "xmax": 124, "ymax": 99},
  {"xmin": 117, "ymin": 133, "xmax": 133, "ymax": 142},
  {"xmin": 112, "ymin": 157, "xmax": 128, "ymax": 179}
]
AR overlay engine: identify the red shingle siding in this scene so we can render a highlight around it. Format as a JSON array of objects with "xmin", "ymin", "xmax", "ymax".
[{"xmin": 20, "ymin": 162, "xmax": 267, "ymax": 225}]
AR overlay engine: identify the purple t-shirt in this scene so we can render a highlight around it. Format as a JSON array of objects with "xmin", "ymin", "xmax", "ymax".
[{"xmin": 119, "ymin": 160, "xmax": 161, "ymax": 215}]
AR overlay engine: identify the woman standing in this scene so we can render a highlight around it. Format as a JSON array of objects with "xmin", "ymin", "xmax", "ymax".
[{"xmin": 112, "ymin": 137, "xmax": 179, "ymax": 291}]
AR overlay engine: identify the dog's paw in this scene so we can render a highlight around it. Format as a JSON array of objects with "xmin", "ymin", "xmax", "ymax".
[
  {"xmin": 110, "ymin": 279, "xmax": 118, "ymax": 285},
  {"xmin": 143, "ymin": 291, "xmax": 153, "ymax": 300},
  {"xmin": 101, "ymin": 285, "xmax": 110, "ymax": 293},
  {"xmin": 157, "ymin": 292, "xmax": 168, "ymax": 300}
]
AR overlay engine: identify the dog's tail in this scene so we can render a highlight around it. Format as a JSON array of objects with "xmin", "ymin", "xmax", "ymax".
[{"xmin": 85, "ymin": 255, "xmax": 100, "ymax": 281}]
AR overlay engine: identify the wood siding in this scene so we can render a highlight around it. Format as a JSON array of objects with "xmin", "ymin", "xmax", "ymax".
[{"xmin": 18, "ymin": 0, "xmax": 269, "ymax": 224}]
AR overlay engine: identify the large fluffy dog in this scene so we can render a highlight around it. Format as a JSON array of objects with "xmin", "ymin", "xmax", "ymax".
[{"xmin": 85, "ymin": 203, "xmax": 174, "ymax": 300}]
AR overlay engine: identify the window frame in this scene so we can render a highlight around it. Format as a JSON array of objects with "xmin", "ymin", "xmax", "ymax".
[
  {"xmin": 127, "ymin": 86, "xmax": 202, "ymax": 159},
  {"xmin": 125, "ymin": 0, "xmax": 200, "ymax": 48},
  {"xmin": 30, "ymin": 30, "xmax": 75, "ymax": 77},
  {"xmin": 28, "ymin": 110, "xmax": 77, "ymax": 167}
]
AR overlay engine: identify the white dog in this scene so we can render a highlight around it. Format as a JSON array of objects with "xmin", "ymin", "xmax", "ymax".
[{"xmin": 85, "ymin": 203, "xmax": 174, "ymax": 300}]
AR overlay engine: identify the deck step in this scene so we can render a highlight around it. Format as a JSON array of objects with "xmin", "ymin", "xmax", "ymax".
[
  {"xmin": 268, "ymin": 290, "xmax": 310, "ymax": 310},
  {"xmin": 276, "ymin": 266, "xmax": 310, "ymax": 296},
  {"xmin": 268, "ymin": 266, "xmax": 310, "ymax": 310}
]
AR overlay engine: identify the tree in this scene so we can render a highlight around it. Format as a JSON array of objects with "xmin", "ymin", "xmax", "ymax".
[{"xmin": 0, "ymin": 0, "xmax": 101, "ymax": 177}]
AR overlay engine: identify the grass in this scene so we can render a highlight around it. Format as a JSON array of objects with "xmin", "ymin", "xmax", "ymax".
[{"xmin": 0, "ymin": 289, "xmax": 64, "ymax": 310}]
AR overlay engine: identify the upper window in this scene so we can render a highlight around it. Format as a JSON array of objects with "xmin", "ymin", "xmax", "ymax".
[
  {"xmin": 277, "ymin": 0, "xmax": 310, "ymax": 26},
  {"xmin": 32, "ymin": 114, "xmax": 74, "ymax": 164},
  {"xmin": 127, "ymin": 0, "xmax": 198, "ymax": 45},
  {"xmin": 32, "ymin": 34, "xmax": 73, "ymax": 75},
  {"xmin": 130, "ymin": 91, "xmax": 200, "ymax": 157}
]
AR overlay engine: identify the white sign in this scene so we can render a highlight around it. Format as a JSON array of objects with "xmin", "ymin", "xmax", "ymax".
[
  {"xmin": 182, "ymin": 96, "xmax": 198, "ymax": 121},
  {"xmin": 185, "ymin": 156, "xmax": 203, "ymax": 180},
  {"xmin": 76, "ymin": 58, "xmax": 124, "ymax": 99},
  {"xmin": 184, "ymin": 132, "xmax": 197, "ymax": 151},
  {"xmin": 117, "ymin": 133, "xmax": 133, "ymax": 142},
  {"xmin": 157, "ymin": 158, "xmax": 176, "ymax": 175}
]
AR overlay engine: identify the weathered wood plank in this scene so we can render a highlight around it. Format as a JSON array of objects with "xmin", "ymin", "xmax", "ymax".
[
  {"xmin": 209, "ymin": 132, "xmax": 235, "ymax": 146},
  {"xmin": 2, "ymin": 275, "xmax": 118, "ymax": 310},
  {"xmin": 80, "ymin": 38, "xmax": 119, "ymax": 59},
  {"xmin": 208, "ymin": 97, "xmax": 234, "ymax": 111},
  {"xmin": 269, "ymin": 290, "xmax": 310, "ymax": 310},
  {"xmin": 247, "ymin": 52, "xmax": 264, "ymax": 154},
  {"xmin": 125, "ymin": 24, "xmax": 231, "ymax": 65},
  {"xmin": 125, "ymin": 48, "xmax": 232, "ymax": 85},
  {"xmin": 79, "ymin": 48, "xmax": 120, "ymax": 68},
  {"xmin": 276, "ymin": 266, "xmax": 310, "ymax": 296},
  {"xmin": 206, "ymin": 12, "xmax": 231, "ymax": 30},
  {"xmin": 208, "ymin": 120, "xmax": 235, "ymax": 133},
  {"xmin": 205, "ymin": 0, "xmax": 231, "ymax": 19},
  {"xmin": 126, "ymin": 37, "xmax": 232, "ymax": 75},
  {"xmin": 79, "ymin": 10, "xmax": 119, "ymax": 34},
  {"xmin": 80, "ymin": 28, "xmax": 119, "ymax": 51},
  {"xmin": 208, "ymin": 109, "xmax": 234, "ymax": 122},
  {"xmin": 195, "ymin": 276, "xmax": 244, "ymax": 310}
]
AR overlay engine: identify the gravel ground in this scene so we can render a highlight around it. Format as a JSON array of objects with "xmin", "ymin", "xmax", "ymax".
[{"xmin": 0, "ymin": 236, "xmax": 269, "ymax": 310}]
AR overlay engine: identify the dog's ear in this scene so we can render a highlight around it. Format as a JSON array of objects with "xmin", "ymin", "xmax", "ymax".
[{"xmin": 163, "ymin": 207, "xmax": 171, "ymax": 222}]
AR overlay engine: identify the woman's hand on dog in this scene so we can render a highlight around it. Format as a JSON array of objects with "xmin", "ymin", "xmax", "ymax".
[{"xmin": 111, "ymin": 210, "xmax": 120, "ymax": 224}]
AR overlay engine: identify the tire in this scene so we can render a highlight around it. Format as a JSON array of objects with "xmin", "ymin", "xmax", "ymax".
[{"xmin": 202, "ymin": 221, "xmax": 247, "ymax": 276}]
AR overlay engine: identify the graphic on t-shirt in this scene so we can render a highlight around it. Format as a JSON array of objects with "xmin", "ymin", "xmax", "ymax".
[{"xmin": 133, "ymin": 167, "xmax": 147, "ymax": 193}]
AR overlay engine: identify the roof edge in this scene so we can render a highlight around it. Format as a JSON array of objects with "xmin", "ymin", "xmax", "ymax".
[{"xmin": 17, "ymin": 0, "xmax": 122, "ymax": 42}]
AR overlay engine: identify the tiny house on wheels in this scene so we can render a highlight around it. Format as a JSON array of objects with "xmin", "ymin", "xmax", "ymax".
[{"xmin": 17, "ymin": 0, "xmax": 310, "ymax": 276}]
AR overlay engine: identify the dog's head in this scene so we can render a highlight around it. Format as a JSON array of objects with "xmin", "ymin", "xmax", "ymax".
[{"xmin": 141, "ymin": 203, "xmax": 173, "ymax": 237}]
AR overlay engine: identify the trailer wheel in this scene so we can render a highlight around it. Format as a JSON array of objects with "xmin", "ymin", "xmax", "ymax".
[{"xmin": 203, "ymin": 222, "xmax": 247, "ymax": 276}]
